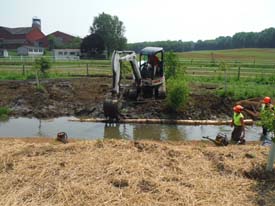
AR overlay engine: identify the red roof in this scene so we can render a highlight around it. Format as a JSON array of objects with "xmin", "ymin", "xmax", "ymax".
[
  {"xmin": 0, "ymin": 26, "xmax": 45, "ymax": 49},
  {"xmin": 26, "ymin": 28, "xmax": 45, "ymax": 43},
  {"xmin": 37, "ymin": 31, "xmax": 77, "ymax": 48}
]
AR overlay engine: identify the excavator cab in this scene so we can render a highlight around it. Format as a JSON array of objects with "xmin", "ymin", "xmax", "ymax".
[
  {"xmin": 139, "ymin": 47, "xmax": 165, "ymax": 98},
  {"xmin": 139, "ymin": 47, "xmax": 164, "ymax": 80}
]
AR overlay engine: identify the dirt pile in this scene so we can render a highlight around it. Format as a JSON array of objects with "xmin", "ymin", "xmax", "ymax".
[
  {"xmin": 0, "ymin": 78, "xmax": 109, "ymax": 118},
  {"xmin": 0, "ymin": 78, "xmax": 235, "ymax": 120},
  {"xmin": 0, "ymin": 138, "xmax": 274, "ymax": 206}
]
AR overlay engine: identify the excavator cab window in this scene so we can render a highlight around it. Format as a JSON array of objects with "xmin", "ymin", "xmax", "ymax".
[{"xmin": 139, "ymin": 49, "xmax": 164, "ymax": 79}]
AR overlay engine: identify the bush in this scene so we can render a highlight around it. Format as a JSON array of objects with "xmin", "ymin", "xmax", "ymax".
[
  {"xmin": 166, "ymin": 76, "xmax": 189, "ymax": 111},
  {"xmin": 34, "ymin": 57, "xmax": 51, "ymax": 74},
  {"xmin": 165, "ymin": 52, "xmax": 184, "ymax": 80},
  {"xmin": 0, "ymin": 106, "xmax": 11, "ymax": 120}
]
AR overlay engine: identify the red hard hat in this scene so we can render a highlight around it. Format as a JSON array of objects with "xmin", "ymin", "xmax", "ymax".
[
  {"xmin": 263, "ymin": 96, "xmax": 271, "ymax": 104},
  {"xmin": 233, "ymin": 105, "xmax": 243, "ymax": 113}
]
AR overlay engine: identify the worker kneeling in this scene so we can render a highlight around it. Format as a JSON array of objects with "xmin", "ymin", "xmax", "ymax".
[{"xmin": 231, "ymin": 105, "xmax": 246, "ymax": 144}]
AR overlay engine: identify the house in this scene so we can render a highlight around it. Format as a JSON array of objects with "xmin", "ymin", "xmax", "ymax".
[
  {"xmin": 38, "ymin": 31, "xmax": 77, "ymax": 48},
  {"xmin": 17, "ymin": 46, "xmax": 44, "ymax": 56},
  {"xmin": 53, "ymin": 49, "xmax": 80, "ymax": 60},
  {"xmin": 0, "ymin": 18, "xmax": 45, "ymax": 49},
  {"xmin": 0, "ymin": 49, "xmax": 8, "ymax": 57}
]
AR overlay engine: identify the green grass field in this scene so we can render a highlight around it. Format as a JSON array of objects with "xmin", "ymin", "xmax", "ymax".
[
  {"xmin": 177, "ymin": 48, "xmax": 275, "ymax": 63},
  {"xmin": 1, "ymin": 48, "xmax": 275, "ymax": 99}
]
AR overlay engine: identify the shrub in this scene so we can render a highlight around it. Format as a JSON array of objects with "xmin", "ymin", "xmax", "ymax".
[
  {"xmin": 166, "ymin": 76, "xmax": 189, "ymax": 111},
  {"xmin": 34, "ymin": 57, "xmax": 51, "ymax": 74},
  {"xmin": 165, "ymin": 52, "xmax": 183, "ymax": 80},
  {"xmin": 0, "ymin": 106, "xmax": 11, "ymax": 120}
]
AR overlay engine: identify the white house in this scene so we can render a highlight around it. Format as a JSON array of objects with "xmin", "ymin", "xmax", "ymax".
[
  {"xmin": 53, "ymin": 49, "xmax": 80, "ymax": 60},
  {"xmin": 0, "ymin": 49, "xmax": 8, "ymax": 57},
  {"xmin": 17, "ymin": 46, "xmax": 44, "ymax": 56}
]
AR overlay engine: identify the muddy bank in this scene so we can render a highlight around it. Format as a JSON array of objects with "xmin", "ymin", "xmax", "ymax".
[
  {"xmin": 0, "ymin": 138, "xmax": 274, "ymax": 206},
  {"xmin": 0, "ymin": 78, "xmax": 234, "ymax": 119}
]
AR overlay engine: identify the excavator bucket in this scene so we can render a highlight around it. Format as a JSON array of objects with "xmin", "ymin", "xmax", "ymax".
[{"xmin": 103, "ymin": 99, "xmax": 119, "ymax": 121}]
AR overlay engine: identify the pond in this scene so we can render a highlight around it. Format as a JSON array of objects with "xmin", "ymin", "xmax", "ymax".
[{"xmin": 0, "ymin": 117, "xmax": 264, "ymax": 141}]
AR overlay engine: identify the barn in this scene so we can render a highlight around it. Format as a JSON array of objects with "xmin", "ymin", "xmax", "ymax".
[{"xmin": 0, "ymin": 18, "xmax": 45, "ymax": 49}]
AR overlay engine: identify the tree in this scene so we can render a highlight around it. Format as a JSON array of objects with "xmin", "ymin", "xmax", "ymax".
[
  {"xmin": 80, "ymin": 33, "xmax": 105, "ymax": 57},
  {"xmin": 33, "ymin": 57, "xmax": 51, "ymax": 89},
  {"xmin": 48, "ymin": 35, "xmax": 82, "ymax": 50},
  {"xmin": 259, "ymin": 109, "xmax": 275, "ymax": 171},
  {"xmin": 165, "ymin": 51, "xmax": 183, "ymax": 80},
  {"xmin": 90, "ymin": 12, "xmax": 127, "ymax": 57},
  {"xmin": 34, "ymin": 57, "xmax": 51, "ymax": 75},
  {"xmin": 65, "ymin": 37, "xmax": 82, "ymax": 49},
  {"xmin": 165, "ymin": 51, "xmax": 189, "ymax": 111}
]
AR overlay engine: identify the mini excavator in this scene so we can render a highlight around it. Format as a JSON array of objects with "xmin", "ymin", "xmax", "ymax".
[{"xmin": 103, "ymin": 47, "xmax": 166, "ymax": 121}]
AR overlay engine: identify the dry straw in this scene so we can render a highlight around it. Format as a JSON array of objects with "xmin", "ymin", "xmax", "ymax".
[{"xmin": 0, "ymin": 138, "xmax": 274, "ymax": 206}]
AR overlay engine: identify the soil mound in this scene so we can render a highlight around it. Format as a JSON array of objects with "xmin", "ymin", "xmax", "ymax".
[{"xmin": 0, "ymin": 78, "xmax": 235, "ymax": 120}]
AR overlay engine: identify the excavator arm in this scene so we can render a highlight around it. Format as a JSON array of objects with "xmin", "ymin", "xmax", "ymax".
[
  {"xmin": 104, "ymin": 50, "xmax": 142, "ymax": 121},
  {"xmin": 111, "ymin": 50, "xmax": 142, "ymax": 97}
]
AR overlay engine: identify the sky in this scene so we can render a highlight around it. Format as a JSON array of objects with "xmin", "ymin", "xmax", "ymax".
[{"xmin": 1, "ymin": 0, "xmax": 275, "ymax": 43}]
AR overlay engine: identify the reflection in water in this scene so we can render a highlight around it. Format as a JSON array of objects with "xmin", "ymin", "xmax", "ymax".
[
  {"xmin": 104, "ymin": 123, "xmax": 131, "ymax": 139},
  {"xmin": 104, "ymin": 123, "xmax": 122, "ymax": 139},
  {"xmin": 164, "ymin": 125, "xmax": 186, "ymax": 141},
  {"xmin": 37, "ymin": 119, "xmax": 44, "ymax": 136},
  {"xmin": 133, "ymin": 124, "xmax": 162, "ymax": 140},
  {"xmin": 0, "ymin": 117, "xmax": 263, "ymax": 141},
  {"xmin": 132, "ymin": 124, "xmax": 186, "ymax": 141}
]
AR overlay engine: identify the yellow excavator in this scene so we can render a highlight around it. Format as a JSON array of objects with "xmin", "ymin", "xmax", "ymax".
[{"xmin": 103, "ymin": 47, "xmax": 166, "ymax": 121}]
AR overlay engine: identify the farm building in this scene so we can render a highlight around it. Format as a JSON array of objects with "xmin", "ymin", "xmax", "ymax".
[
  {"xmin": 17, "ymin": 46, "xmax": 44, "ymax": 56},
  {"xmin": 38, "ymin": 31, "xmax": 78, "ymax": 49},
  {"xmin": 0, "ymin": 49, "xmax": 8, "ymax": 57},
  {"xmin": 0, "ymin": 17, "xmax": 45, "ymax": 49},
  {"xmin": 53, "ymin": 49, "xmax": 80, "ymax": 60}
]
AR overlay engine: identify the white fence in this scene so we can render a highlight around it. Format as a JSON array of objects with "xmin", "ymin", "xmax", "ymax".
[{"xmin": 0, "ymin": 55, "xmax": 80, "ymax": 62}]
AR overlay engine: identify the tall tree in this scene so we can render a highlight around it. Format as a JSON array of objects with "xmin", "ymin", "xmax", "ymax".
[
  {"xmin": 80, "ymin": 33, "xmax": 105, "ymax": 57},
  {"xmin": 90, "ymin": 12, "xmax": 127, "ymax": 57}
]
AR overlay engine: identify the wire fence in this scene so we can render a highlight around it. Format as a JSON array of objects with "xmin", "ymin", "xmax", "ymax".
[{"xmin": 1, "ymin": 56, "xmax": 275, "ymax": 80}]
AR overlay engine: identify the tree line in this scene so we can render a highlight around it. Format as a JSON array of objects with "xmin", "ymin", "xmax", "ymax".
[
  {"xmin": 127, "ymin": 27, "xmax": 275, "ymax": 52},
  {"xmin": 80, "ymin": 12, "xmax": 275, "ymax": 57}
]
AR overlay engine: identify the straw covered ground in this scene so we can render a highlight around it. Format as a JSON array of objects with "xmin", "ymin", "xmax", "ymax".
[{"xmin": 0, "ymin": 138, "xmax": 275, "ymax": 206}]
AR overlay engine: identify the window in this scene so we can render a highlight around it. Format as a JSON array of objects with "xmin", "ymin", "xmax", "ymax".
[
  {"xmin": 64, "ymin": 52, "xmax": 68, "ymax": 55},
  {"xmin": 70, "ymin": 52, "xmax": 75, "ymax": 55},
  {"xmin": 58, "ymin": 51, "xmax": 63, "ymax": 55}
]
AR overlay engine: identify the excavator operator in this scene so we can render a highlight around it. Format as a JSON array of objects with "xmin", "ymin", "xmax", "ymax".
[{"xmin": 148, "ymin": 55, "xmax": 161, "ymax": 78}]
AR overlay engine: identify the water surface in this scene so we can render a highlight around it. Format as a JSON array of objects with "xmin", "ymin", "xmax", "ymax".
[{"xmin": 0, "ymin": 117, "xmax": 263, "ymax": 141}]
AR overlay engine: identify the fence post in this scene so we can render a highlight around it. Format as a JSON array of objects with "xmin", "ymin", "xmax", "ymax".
[
  {"xmin": 237, "ymin": 66, "xmax": 240, "ymax": 80},
  {"xmin": 86, "ymin": 63, "xmax": 89, "ymax": 76},
  {"xmin": 22, "ymin": 64, "xmax": 25, "ymax": 76}
]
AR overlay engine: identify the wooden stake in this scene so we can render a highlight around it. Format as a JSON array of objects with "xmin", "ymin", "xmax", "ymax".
[{"xmin": 266, "ymin": 142, "xmax": 275, "ymax": 171}]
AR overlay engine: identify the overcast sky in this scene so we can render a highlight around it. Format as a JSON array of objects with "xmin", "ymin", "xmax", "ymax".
[{"xmin": 1, "ymin": 0, "xmax": 274, "ymax": 43}]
